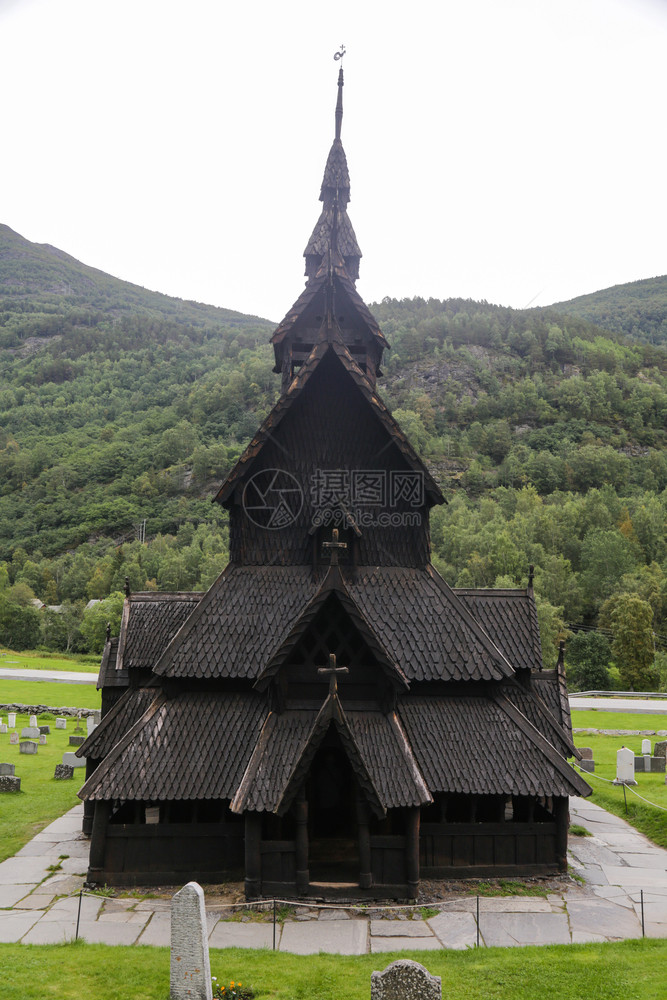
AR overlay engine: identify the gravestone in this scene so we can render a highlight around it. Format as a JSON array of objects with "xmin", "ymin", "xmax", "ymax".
[
  {"xmin": 579, "ymin": 759, "xmax": 595, "ymax": 773},
  {"xmin": 642, "ymin": 739, "xmax": 651, "ymax": 755},
  {"xmin": 86, "ymin": 715, "xmax": 97, "ymax": 736},
  {"xmin": 39, "ymin": 725, "xmax": 50, "ymax": 735},
  {"xmin": 74, "ymin": 711, "xmax": 83, "ymax": 733},
  {"xmin": 20, "ymin": 727, "xmax": 40, "ymax": 739},
  {"xmin": 0, "ymin": 763, "xmax": 15, "ymax": 776},
  {"xmin": 55, "ymin": 718, "xmax": 67, "ymax": 730},
  {"xmin": 655, "ymin": 740, "xmax": 667, "ymax": 760},
  {"xmin": 634, "ymin": 755, "xmax": 665, "ymax": 773},
  {"xmin": 0, "ymin": 724, "xmax": 7, "ymax": 734},
  {"xmin": 62, "ymin": 752, "xmax": 85, "ymax": 769},
  {"xmin": 578, "ymin": 747, "xmax": 593, "ymax": 760},
  {"xmin": 29, "ymin": 715, "xmax": 37, "ymax": 728},
  {"xmin": 7, "ymin": 713, "xmax": 16, "ymax": 728},
  {"xmin": 0, "ymin": 775, "xmax": 21, "ymax": 793},
  {"xmin": 69, "ymin": 735, "xmax": 85, "ymax": 747},
  {"xmin": 9, "ymin": 733, "xmax": 18, "ymax": 745},
  {"xmin": 614, "ymin": 747, "xmax": 637, "ymax": 785},
  {"xmin": 0, "ymin": 717, "xmax": 3, "ymax": 727},
  {"xmin": 20, "ymin": 741, "xmax": 38, "ymax": 755},
  {"xmin": 54, "ymin": 763, "xmax": 74, "ymax": 780},
  {"xmin": 39, "ymin": 734, "xmax": 47, "ymax": 745},
  {"xmin": 371, "ymin": 960, "xmax": 442, "ymax": 1000},
  {"xmin": 170, "ymin": 881, "xmax": 212, "ymax": 1000}
]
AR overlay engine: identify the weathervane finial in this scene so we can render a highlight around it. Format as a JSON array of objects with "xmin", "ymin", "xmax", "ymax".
[{"xmin": 333, "ymin": 45, "xmax": 345, "ymax": 140}]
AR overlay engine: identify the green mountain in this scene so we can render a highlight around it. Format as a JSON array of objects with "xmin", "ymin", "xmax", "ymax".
[
  {"xmin": 548, "ymin": 275, "xmax": 667, "ymax": 347},
  {"xmin": 1, "ymin": 227, "xmax": 666, "ymax": 671}
]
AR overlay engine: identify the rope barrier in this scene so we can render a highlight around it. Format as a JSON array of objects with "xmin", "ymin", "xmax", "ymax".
[{"xmin": 574, "ymin": 763, "xmax": 667, "ymax": 811}]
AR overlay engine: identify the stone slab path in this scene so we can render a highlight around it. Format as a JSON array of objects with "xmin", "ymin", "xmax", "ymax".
[{"xmin": 0, "ymin": 801, "xmax": 665, "ymax": 950}]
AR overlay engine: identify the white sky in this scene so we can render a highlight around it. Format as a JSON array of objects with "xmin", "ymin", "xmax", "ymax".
[{"xmin": 1, "ymin": 0, "xmax": 666, "ymax": 321}]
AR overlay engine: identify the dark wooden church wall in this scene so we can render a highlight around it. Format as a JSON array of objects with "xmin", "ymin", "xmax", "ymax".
[
  {"xmin": 229, "ymin": 355, "xmax": 430, "ymax": 567},
  {"xmin": 89, "ymin": 800, "xmax": 245, "ymax": 886}
]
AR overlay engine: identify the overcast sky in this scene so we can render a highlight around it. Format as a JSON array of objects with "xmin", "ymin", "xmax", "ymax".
[{"xmin": 2, "ymin": 0, "xmax": 666, "ymax": 322}]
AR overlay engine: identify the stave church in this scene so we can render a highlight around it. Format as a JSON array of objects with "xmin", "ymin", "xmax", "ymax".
[{"xmin": 78, "ymin": 65, "xmax": 590, "ymax": 898}]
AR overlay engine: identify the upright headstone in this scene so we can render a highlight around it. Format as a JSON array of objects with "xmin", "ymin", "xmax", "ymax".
[
  {"xmin": 69, "ymin": 735, "xmax": 85, "ymax": 747},
  {"xmin": 642, "ymin": 739, "xmax": 651, "ymax": 755},
  {"xmin": 55, "ymin": 718, "xmax": 67, "ymax": 730},
  {"xmin": 39, "ymin": 725, "xmax": 50, "ymax": 735},
  {"xmin": 0, "ymin": 763, "xmax": 15, "ymax": 776},
  {"xmin": 29, "ymin": 715, "xmax": 38, "ymax": 728},
  {"xmin": 20, "ymin": 726, "xmax": 41, "ymax": 739},
  {"xmin": 0, "ymin": 724, "xmax": 7, "ymax": 734},
  {"xmin": 371, "ymin": 960, "xmax": 442, "ymax": 1000},
  {"xmin": 0, "ymin": 775, "xmax": 20, "ymax": 793},
  {"xmin": 9, "ymin": 733, "xmax": 18, "ymax": 745},
  {"xmin": 614, "ymin": 747, "xmax": 637, "ymax": 785},
  {"xmin": 86, "ymin": 715, "xmax": 97, "ymax": 736},
  {"xmin": 654, "ymin": 740, "xmax": 667, "ymax": 760},
  {"xmin": 0, "ymin": 717, "xmax": 3, "ymax": 727},
  {"xmin": 39, "ymin": 734, "xmax": 47, "ymax": 746},
  {"xmin": 61, "ymin": 752, "xmax": 85, "ymax": 769},
  {"xmin": 578, "ymin": 747, "xmax": 594, "ymax": 760},
  {"xmin": 74, "ymin": 711, "xmax": 83, "ymax": 733},
  {"xmin": 170, "ymin": 882, "xmax": 212, "ymax": 1000},
  {"xmin": 54, "ymin": 764, "xmax": 74, "ymax": 780},
  {"xmin": 7, "ymin": 713, "xmax": 16, "ymax": 728},
  {"xmin": 20, "ymin": 741, "xmax": 38, "ymax": 755}
]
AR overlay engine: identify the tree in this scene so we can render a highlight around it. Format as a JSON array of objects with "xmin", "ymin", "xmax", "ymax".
[
  {"xmin": 600, "ymin": 594, "xmax": 658, "ymax": 691},
  {"xmin": 565, "ymin": 631, "xmax": 611, "ymax": 691},
  {"xmin": 79, "ymin": 591, "xmax": 124, "ymax": 654}
]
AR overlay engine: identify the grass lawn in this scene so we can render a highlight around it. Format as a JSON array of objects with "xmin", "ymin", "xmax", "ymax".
[
  {"xmin": 0, "ymin": 711, "xmax": 87, "ymax": 863},
  {"xmin": 571, "ymin": 709, "xmax": 667, "ymax": 732},
  {"xmin": 0, "ymin": 678, "xmax": 101, "ymax": 710},
  {"xmin": 572, "ymin": 732, "xmax": 667, "ymax": 849},
  {"xmin": 2, "ymin": 939, "xmax": 667, "ymax": 1000},
  {"xmin": 0, "ymin": 647, "xmax": 100, "ymax": 673}
]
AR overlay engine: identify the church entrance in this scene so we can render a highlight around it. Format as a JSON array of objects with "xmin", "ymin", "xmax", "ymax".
[{"xmin": 307, "ymin": 733, "xmax": 360, "ymax": 884}]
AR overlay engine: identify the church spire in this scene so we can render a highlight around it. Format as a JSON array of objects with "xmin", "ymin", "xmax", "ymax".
[{"xmin": 304, "ymin": 53, "xmax": 361, "ymax": 282}]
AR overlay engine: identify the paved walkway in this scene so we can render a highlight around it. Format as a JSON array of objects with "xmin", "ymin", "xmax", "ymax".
[
  {"xmin": 0, "ymin": 668, "xmax": 98, "ymax": 685},
  {"xmin": 0, "ymin": 800, "xmax": 665, "ymax": 950}
]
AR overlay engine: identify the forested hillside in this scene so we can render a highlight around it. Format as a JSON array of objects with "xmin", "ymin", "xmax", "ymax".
[
  {"xmin": 1, "ymin": 226, "xmax": 666, "ymax": 689},
  {"xmin": 550, "ymin": 275, "xmax": 667, "ymax": 347}
]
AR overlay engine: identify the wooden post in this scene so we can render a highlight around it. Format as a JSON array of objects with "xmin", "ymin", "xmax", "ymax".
[
  {"xmin": 555, "ymin": 796, "xmax": 569, "ymax": 871},
  {"xmin": 245, "ymin": 812, "xmax": 262, "ymax": 899},
  {"xmin": 357, "ymin": 796, "xmax": 372, "ymax": 889},
  {"xmin": 88, "ymin": 801, "xmax": 111, "ymax": 881},
  {"xmin": 81, "ymin": 758, "xmax": 96, "ymax": 836},
  {"xmin": 295, "ymin": 791, "xmax": 309, "ymax": 894},
  {"xmin": 406, "ymin": 807, "xmax": 420, "ymax": 897}
]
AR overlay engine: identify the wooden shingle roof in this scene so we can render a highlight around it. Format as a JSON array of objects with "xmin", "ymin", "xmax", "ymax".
[
  {"xmin": 454, "ymin": 588, "xmax": 542, "ymax": 674},
  {"xmin": 398, "ymin": 694, "xmax": 590, "ymax": 799},
  {"xmin": 79, "ymin": 691, "xmax": 267, "ymax": 802},
  {"xmin": 117, "ymin": 592, "xmax": 203, "ymax": 672}
]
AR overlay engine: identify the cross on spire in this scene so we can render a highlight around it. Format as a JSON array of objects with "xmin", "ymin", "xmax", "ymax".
[
  {"xmin": 318, "ymin": 652, "xmax": 349, "ymax": 697},
  {"xmin": 322, "ymin": 527, "xmax": 347, "ymax": 566}
]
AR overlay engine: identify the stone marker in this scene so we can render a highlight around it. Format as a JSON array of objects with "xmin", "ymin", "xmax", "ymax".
[
  {"xmin": 654, "ymin": 740, "xmax": 667, "ymax": 759},
  {"xmin": 634, "ymin": 755, "xmax": 666, "ymax": 773},
  {"xmin": 54, "ymin": 763, "xmax": 74, "ymax": 780},
  {"xmin": 642, "ymin": 738, "xmax": 651, "ymax": 755},
  {"xmin": 20, "ymin": 741, "xmax": 38, "ymax": 755},
  {"xmin": 20, "ymin": 726, "xmax": 41, "ymax": 739},
  {"xmin": 0, "ymin": 763, "xmax": 15, "ymax": 776},
  {"xmin": 39, "ymin": 725, "xmax": 50, "ymax": 735},
  {"xmin": 7, "ymin": 713, "xmax": 16, "ymax": 727},
  {"xmin": 371, "ymin": 960, "xmax": 442, "ymax": 1000},
  {"xmin": 55, "ymin": 718, "xmax": 67, "ymax": 730},
  {"xmin": 0, "ymin": 724, "xmax": 7, "ymax": 734},
  {"xmin": 9, "ymin": 733, "xmax": 18, "ymax": 745},
  {"xmin": 614, "ymin": 747, "xmax": 637, "ymax": 785},
  {"xmin": 0, "ymin": 717, "xmax": 3, "ymax": 727},
  {"xmin": 39, "ymin": 734, "xmax": 47, "ymax": 745},
  {"xmin": 29, "ymin": 715, "xmax": 37, "ymax": 728},
  {"xmin": 579, "ymin": 759, "xmax": 595, "ymax": 773},
  {"xmin": 74, "ymin": 711, "xmax": 83, "ymax": 733},
  {"xmin": 170, "ymin": 881, "xmax": 212, "ymax": 1000},
  {"xmin": 62, "ymin": 752, "xmax": 85, "ymax": 769},
  {"xmin": 86, "ymin": 715, "xmax": 97, "ymax": 736},
  {"xmin": 578, "ymin": 747, "xmax": 593, "ymax": 760},
  {"xmin": 0, "ymin": 775, "xmax": 21, "ymax": 793},
  {"xmin": 69, "ymin": 735, "xmax": 85, "ymax": 747}
]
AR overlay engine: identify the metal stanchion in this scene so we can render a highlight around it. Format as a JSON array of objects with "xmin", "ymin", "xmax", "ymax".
[
  {"xmin": 75, "ymin": 889, "xmax": 83, "ymax": 941},
  {"xmin": 273, "ymin": 898, "xmax": 276, "ymax": 950},
  {"xmin": 476, "ymin": 895, "xmax": 480, "ymax": 948},
  {"xmin": 641, "ymin": 890, "xmax": 645, "ymax": 938}
]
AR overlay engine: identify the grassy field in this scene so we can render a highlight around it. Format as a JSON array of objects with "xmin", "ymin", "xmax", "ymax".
[
  {"xmin": 0, "ymin": 711, "xmax": 87, "ymax": 863},
  {"xmin": 0, "ymin": 648, "xmax": 100, "ymax": 673},
  {"xmin": 571, "ymin": 709, "xmax": 667, "ymax": 731},
  {"xmin": 572, "ymin": 732, "xmax": 667, "ymax": 848},
  {"xmin": 0, "ymin": 678, "xmax": 101, "ymax": 710},
  {"xmin": 2, "ymin": 940, "xmax": 667, "ymax": 1000}
]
